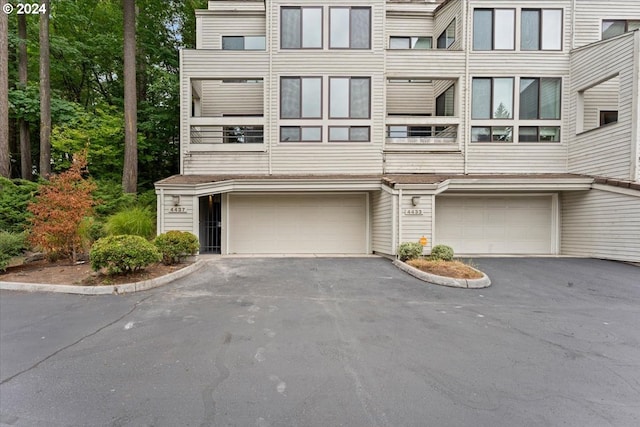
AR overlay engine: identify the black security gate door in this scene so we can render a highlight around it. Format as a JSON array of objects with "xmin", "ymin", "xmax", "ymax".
[{"xmin": 199, "ymin": 194, "xmax": 222, "ymax": 254}]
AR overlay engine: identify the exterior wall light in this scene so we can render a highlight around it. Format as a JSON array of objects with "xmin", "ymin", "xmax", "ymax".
[
  {"xmin": 172, "ymin": 195, "xmax": 181, "ymax": 206},
  {"xmin": 411, "ymin": 196, "xmax": 421, "ymax": 207}
]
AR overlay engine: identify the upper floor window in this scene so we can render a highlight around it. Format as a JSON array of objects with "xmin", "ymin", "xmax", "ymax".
[
  {"xmin": 520, "ymin": 78, "xmax": 561, "ymax": 120},
  {"xmin": 602, "ymin": 20, "xmax": 640, "ymax": 40},
  {"xmin": 521, "ymin": 9, "xmax": 562, "ymax": 50},
  {"xmin": 330, "ymin": 7, "xmax": 371, "ymax": 49},
  {"xmin": 436, "ymin": 85, "xmax": 455, "ymax": 116},
  {"xmin": 437, "ymin": 19, "xmax": 456, "ymax": 49},
  {"xmin": 281, "ymin": 7, "xmax": 323, "ymax": 49},
  {"xmin": 329, "ymin": 77, "xmax": 371, "ymax": 118},
  {"xmin": 222, "ymin": 36, "xmax": 266, "ymax": 50},
  {"xmin": 280, "ymin": 77, "xmax": 322, "ymax": 119},
  {"xmin": 473, "ymin": 9, "xmax": 515, "ymax": 50},
  {"xmin": 389, "ymin": 36, "xmax": 432, "ymax": 49},
  {"xmin": 472, "ymin": 78, "xmax": 513, "ymax": 119}
]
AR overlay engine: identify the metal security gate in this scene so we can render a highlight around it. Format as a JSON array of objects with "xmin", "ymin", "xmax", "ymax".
[{"xmin": 199, "ymin": 194, "xmax": 221, "ymax": 254}]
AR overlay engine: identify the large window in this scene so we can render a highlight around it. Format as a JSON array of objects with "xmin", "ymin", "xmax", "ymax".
[
  {"xmin": 329, "ymin": 126, "xmax": 370, "ymax": 142},
  {"xmin": 472, "ymin": 78, "xmax": 513, "ymax": 119},
  {"xmin": 519, "ymin": 78, "xmax": 561, "ymax": 120},
  {"xmin": 280, "ymin": 126, "xmax": 322, "ymax": 142},
  {"xmin": 330, "ymin": 7, "xmax": 371, "ymax": 49},
  {"xmin": 473, "ymin": 9, "xmax": 515, "ymax": 50},
  {"xmin": 389, "ymin": 36, "xmax": 432, "ymax": 49},
  {"xmin": 437, "ymin": 19, "xmax": 456, "ymax": 49},
  {"xmin": 280, "ymin": 77, "xmax": 322, "ymax": 119},
  {"xmin": 521, "ymin": 9, "xmax": 562, "ymax": 50},
  {"xmin": 329, "ymin": 77, "xmax": 370, "ymax": 118},
  {"xmin": 281, "ymin": 7, "xmax": 322, "ymax": 49},
  {"xmin": 222, "ymin": 36, "xmax": 266, "ymax": 50},
  {"xmin": 602, "ymin": 20, "xmax": 640, "ymax": 40}
]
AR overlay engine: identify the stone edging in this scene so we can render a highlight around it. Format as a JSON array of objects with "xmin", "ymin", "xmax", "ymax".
[
  {"xmin": 0, "ymin": 260, "xmax": 208, "ymax": 295},
  {"xmin": 393, "ymin": 259, "xmax": 491, "ymax": 289}
]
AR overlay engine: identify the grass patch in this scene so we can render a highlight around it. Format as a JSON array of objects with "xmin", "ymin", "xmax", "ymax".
[{"xmin": 407, "ymin": 258, "xmax": 483, "ymax": 280}]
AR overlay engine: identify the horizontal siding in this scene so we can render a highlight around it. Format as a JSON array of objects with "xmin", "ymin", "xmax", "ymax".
[
  {"xmin": 199, "ymin": 14, "xmax": 266, "ymax": 49},
  {"xmin": 200, "ymin": 81, "xmax": 264, "ymax": 116},
  {"xmin": 386, "ymin": 81, "xmax": 434, "ymax": 115},
  {"xmin": 386, "ymin": 14, "xmax": 433, "ymax": 39},
  {"xmin": 371, "ymin": 190, "xmax": 393, "ymax": 255},
  {"xmin": 386, "ymin": 51, "xmax": 465, "ymax": 76},
  {"xmin": 434, "ymin": 0, "xmax": 463, "ymax": 50},
  {"xmin": 270, "ymin": 146, "xmax": 382, "ymax": 174},
  {"xmin": 182, "ymin": 50, "xmax": 269, "ymax": 78},
  {"xmin": 568, "ymin": 32, "xmax": 637, "ymax": 180},
  {"xmin": 467, "ymin": 144, "xmax": 568, "ymax": 173},
  {"xmin": 184, "ymin": 152, "xmax": 269, "ymax": 175},
  {"xmin": 562, "ymin": 188, "xmax": 640, "ymax": 262},
  {"xmin": 582, "ymin": 77, "xmax": 618, "ymax": 131},
  {"xmin": 400, "ymin": 193, "xmax": 433, "ymax": 253},
  {"xmin": 573, "ymin": 0, "xmax": 640, "ymax": 49},
  {"xmin": 384, "ymin": 152, "xmax": 464, "ymax": 174},
  {"xmin": 163, "ymin": 195, "xmax": 195, "ymax": 233}
]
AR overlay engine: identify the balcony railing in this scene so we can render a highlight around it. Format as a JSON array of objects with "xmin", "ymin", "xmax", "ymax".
[{"xmin": 191, "ymin": 125, "xmax": 264, "ymax": 144}]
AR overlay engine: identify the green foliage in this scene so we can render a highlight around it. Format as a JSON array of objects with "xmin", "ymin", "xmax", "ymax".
[
  {"xmin": 90, "ymin": 235, "xmax": 161, "ymax": 275},
  {"xmin": 0, "ymin": 232, "xmax": 26, "ymax": 272},
  {"xmin": 154, "ymin": 231, "xmax": 199, "ymax": 265},
  {"xmin": 397, "ymin": 242, "xmax": 424, "ymax": 262},
  {"xmin": 105, "ymin": 207, "xmax": 156, "ymax": 240},
  {"xmin": 92, "ymin": 180, "xmax": 136, "ymax": 218},
  {"xmin": 430, "ymin": 245, "xmax": 454, "ymax": 261},
  {"xmin": 0, "ymin": 178, "xmax": 39, "ymax": 233}
]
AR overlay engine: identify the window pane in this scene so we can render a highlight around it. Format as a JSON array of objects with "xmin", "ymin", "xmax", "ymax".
[
  {"xmin": 472, "ymin": 78, "xmax": 491, "ymax": 119},
  {"xmin": 542, "ymin": 10, "xmax": 562, "ymax": 49},
  {"xmin": 471, "ymin": 127, "xmax": 490, "ymax": 142},
  {"xmin": 351, "ymin": 8, "xmax": 370, "ymax": 48},
  {"xmin": 281, "ymin": 127, "xmax": 301, "ymax": 141},
  {"xmin": 473, "ymin": 10, "xmax": 493, "ymax": 50},
  {"xmin": 350, "ymin": 127, "xmax": 370, "ymax": 141},
  {"xmin": 301, "ymin": 78, "xmax": 321, "ymax": 118},
  {"xmin": 330, "ymin": 78, "xmax": 350, "ymax": 117},
  {"xmin": 413, "ymin": 37, "xmax": 432, "ymax": 49},
  {"xmin": 350, "ymin": 78, "xmax": 370, "ymax": 118},
  {"xmin": 390, "ymin": 37, "xmax": 410, "ymax": 49},
  {"xmin": 438, "ymin": 20, "xmax": 455, "ymax": 48},
  {"xmin": 521, "ymin": 10, "xmax": 540, "ymax": 50},
  {"xmin": 330, "ymin": 9, "xmax": 350, "ymax": 48},
  {"xmin": 388, "ymin": 126, "xmax": 407, "ymax": 138},
  {"xmin": 492, "ymin": 126, "xmax": 513, "ymax": 142},
  {"xmin": 519, "ymin": 78, "xmax": 539, "ymax": 119},
  {"xmin": 494, "ymin": 10, "xmax": 515, "ymax": 49},
  {"xmin": 602, "ymin": 20, "xmax": 626, "ymax": 40},
  {"xmin": 222, "ymin": 37, "xmax": 244, "ymax": 50},
  {"xmin": 329, "ymin": 127, "xmax": 349, "ymax": 141},
  {"xmin": 539, "ymin": 126, "xmax": 560, "ymax": 142},
  {"xmin": 302, "ymin": 8, "xmax": 322, "ymax": 48},
  {"xmin": 282, "ymin": 9, "xmax": 301, "ymax": 48},
  {"xmin": 281, "ymin": 78, "xmax": 301, "ymax": 118},
  {"xmin": 244, "ymin": 36, "xmax": 266, "ymax": 50},
  {"xmin": 436, "ymin": 85, "xmax": 455, "ymax": 116},
  {"xmin": 540, "ymin": 78, "xmax": 561, "ymax": 119},
  {"xmin": 493, "ymin": 78, "xmax": 513, "ymax": 118},
  {"xmin": 629, "ymin": 21, "xmax": 640, "ymax": 31},
  {"xmin": 519, "ymin": 126, "xmax": 538, "ymax": 142},
  {"xmin": 301, "ymin": 127, "xmax": 322, "ymax": 141}
]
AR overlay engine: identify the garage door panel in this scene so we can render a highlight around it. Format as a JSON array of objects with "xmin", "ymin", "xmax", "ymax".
[
  {"xmin": 436, "ymin": 196, "xmax": 553, "ymax": 254},
  {"xmin": 229, "ymin": 194, "xmax": 367, "ymax": 254}
]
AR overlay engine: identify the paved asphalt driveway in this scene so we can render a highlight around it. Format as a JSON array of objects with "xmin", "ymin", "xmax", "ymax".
[{"xmin": 1, "ymin": 257, "xmax": 639, "ymax": 427}]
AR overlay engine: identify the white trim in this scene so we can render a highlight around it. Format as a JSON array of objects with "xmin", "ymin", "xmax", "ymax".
[
  {"xmin": 551, "ymin": 193, "xmax": 560, "ymax": 254},
  {"xmin": 592, "ymin": 183, "xmax": 640, "ymax": 197},
  {"xmin": 365, "ymin": 192, "xmax": 371, "ymax": 253},
  {"xmin": 631, "ymin": 31, "xmax": 640, "ymax": 182},
  {"xmin": 224, "ymin": 193, "xmax": 230, "ymax": 255},
  {"xmin": 391, "ymin": 192, "xmax": 398, "ymax": 255},
  {"xmin": 398, "ymin": 188, "xmax": 403, "ymax": 246},
  {"xmin": 192, "ymin": 195, "xmax": 199, "ymax": 237}
]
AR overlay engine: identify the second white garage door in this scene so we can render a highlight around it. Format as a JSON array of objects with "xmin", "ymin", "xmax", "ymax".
[
  {"xmin": 435, "ymin": 196, "xmax": 554, "ymax": 254},
  {"xmin": 228, "ymin": 194, "xmax": 367, "ymax": 254}
]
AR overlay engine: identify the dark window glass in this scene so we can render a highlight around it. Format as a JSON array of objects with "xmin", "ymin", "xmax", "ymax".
[
  {"xmin": 602, "ymin": 20, "xmax": 626, "ymax": 40},
  {"xmin": 437, "ymin": 20, "xmax": 455, "ymax": 49},
  {"xmin": 599, "ymin": 110, "xmax": 618, "ymax": 126},
  {"xmin": 473, "ymin": 10, "xmax": 492, "ymax": 50},
  {"xmin": 519, "ymin": 126, "xmax": 538, "ymax": 142},
  {"xmin": 222, "ymin": 36, "xmax": 244, "ymax": 50},
  {"xmin": 436, "ymin": 85, "xmax": 455, "ymax": 116}
]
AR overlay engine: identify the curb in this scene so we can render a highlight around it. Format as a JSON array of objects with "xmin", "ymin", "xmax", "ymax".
[
  {"xmin": 393, "ymin": 259, "xmax": 491, "ymax": 289},
  {"xmin": 0, "ymin": 260, "xmax": 209, "ymax": 295}
]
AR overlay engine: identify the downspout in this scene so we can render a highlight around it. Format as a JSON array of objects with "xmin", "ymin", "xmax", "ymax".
[
  {"xmin": 267, "ymin": 0, "xmax": 273, "ymax": 175},
  {"xmin": 463, "ymin": 0, "xmax": 470, "ymax": 174},
  {"xmin": 159, "ymin": 188, "xmax": 165, "ymax": 234},
  {"xmin": 397, "ymin": 188, "xmax": 403, "ymax": 252}
]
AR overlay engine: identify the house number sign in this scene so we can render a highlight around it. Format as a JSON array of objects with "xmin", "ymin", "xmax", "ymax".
[
  {"xmin": 403, "ymin": 209, "xmax": 424, "ymax": 215},
  {"xmin": 168, "ymin": 207, "xmax": 188, "ymax": 213}
]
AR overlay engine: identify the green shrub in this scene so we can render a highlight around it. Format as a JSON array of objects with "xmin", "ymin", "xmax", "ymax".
[
  {"xmin": 90, "ymin": 235, "xmax": 161, "ymax": 275},
  {"xmin": 430, "ymin": 244, "xmax": 454, "ymax": 261},
  {"xmin": 397, "ymin": 242, "xmax": 424, "ymax": 261},
  {"xmin": 92, "ymin": 180, "xmax": 136, "ymax": 218},
  {"xmin": 0, "ymin": 177, "xmax": 39, "ymax": 233},
  {"xmin": 154, "ymin": 231, "xmax": 199, "ymax": 265},
  {"xmin": 104, "ymin": 207, "xmax": 156, "ymax": 239},
  {"xmin": 0, "ymin": 232, "xmax": 26, "ymax": 272}
]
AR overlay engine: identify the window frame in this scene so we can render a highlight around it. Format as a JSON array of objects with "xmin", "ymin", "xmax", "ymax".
[
  {"xmin": 519, "ymin": 77, "xmax": 562, "ymax": 120},
  {"xmin": 599, "ymin": 110, "xmax": 618, "ymax": 127},
  {"xmin": 471, "ymin": 77, "xmax": 514, "ymax": 120},
  {"xmin": 279, "ymin": 76, "xmax": 323, "ymax": 120},
  {"xmin": 470, "ymin": 126, "xmax": 514, "ymax": 143},
  {"xmin": 279, "ymin": 126, "xmax": 323, "ymax": 143},
  {"xmin": 328, "ymin": 126, "xmax": 371, "ymax": 142},
  {"xmin": 518, "ymin": 126, "xmax": 561, "ymax": 143},
  {"xmin": 472, "ymin": 8, "xmax": 516, "ymax": 51},
  {"xmin": 521, "ymin": 9, "xmax": 563, "ymax": 51},
  {"xmin": 329, "ymin": 77, "xmax": 372, "ymax": 119},
  {"xmin": 221, "ymin": 36, "xmax": 266, "ymax": 51},
  {"xmin": 437, "ymin": 19, "xmax": 456, "ymax": 49},
  {"xmin": 280, "ymin": 6, "xmax": 324, "ymax": 49},
  {"xmin": 329, "ymin": 6, "xmax": 372, "ymax": 50},
  {"xmin": 388, "ymin": 36, "xmax": 433, "ymax": 49},
  {"xmin": 435, "ymin": 84, "xmax": 455, "ymax": 117}
]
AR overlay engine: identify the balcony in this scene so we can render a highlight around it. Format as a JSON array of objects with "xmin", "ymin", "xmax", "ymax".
[
  {"xmin": 189, "ymin": 117, "xmax": 266, "ymax": 152},
  {"xmin": 384, "ymin": 116, "xmax": 460, "ymax": 152}
]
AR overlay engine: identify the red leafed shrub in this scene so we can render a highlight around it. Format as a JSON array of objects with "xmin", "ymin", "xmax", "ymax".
[{"xmin": 28, "ymin": 152, "xmax": 96, "ymax": 261}]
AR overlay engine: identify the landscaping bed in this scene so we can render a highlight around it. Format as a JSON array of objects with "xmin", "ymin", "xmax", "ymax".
[{"xmin": 407, "ymin": 258, "xmax": 483, "ymax": 280}]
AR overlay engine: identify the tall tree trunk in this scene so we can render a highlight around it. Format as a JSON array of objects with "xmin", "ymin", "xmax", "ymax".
[
  {"xmin": 39, "ymin": 0, "xmax": 51, "ymax": 178},
  {"xmin": 0, "ymin": 0, "xmax": 10, "ymax": 178},
  {"xmin": 122, "ymin": 0, "xmax": 137, "ymax": 193},
  {"xmin": 18, "ymin": 14, "xmax": 33, "ymax": 180}
]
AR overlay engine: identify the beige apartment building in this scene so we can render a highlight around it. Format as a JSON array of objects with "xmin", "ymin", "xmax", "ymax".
[{"xmin": 155, "ymin": 0, "xmax": 640, "ymax": 262}]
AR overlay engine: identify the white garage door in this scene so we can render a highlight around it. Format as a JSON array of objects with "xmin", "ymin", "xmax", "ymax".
[
  {"xmin": 435, "ymin": 196, "xmax": 554, "ymax": 254},
  {"xmin": 228, "ymin": 194, "xmax": 367, "ymax": 254}
]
